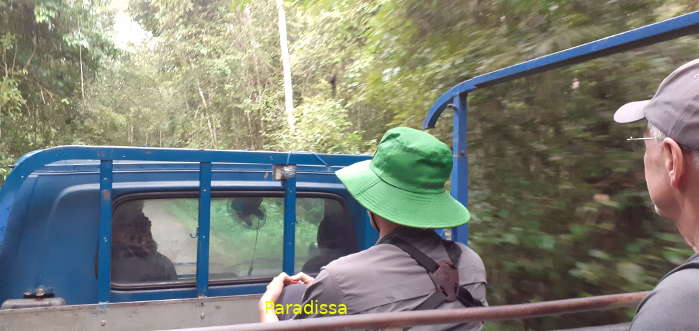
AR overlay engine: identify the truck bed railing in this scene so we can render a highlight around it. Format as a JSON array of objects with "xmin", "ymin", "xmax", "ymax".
[
  {"xmin": 164, "ymin": 291, "xmax": 649, "ymax": 331},
  {"xmin": 420, "ymin": 10, "xmax": 699, "ymax": 245}
]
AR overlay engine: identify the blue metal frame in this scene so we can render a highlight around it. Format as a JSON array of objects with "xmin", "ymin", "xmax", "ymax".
[
  {"xmin": 450, "ymin": 94, "xmax": 469, "ymax": 244},
  {"xmin": 0, "ymin": 146, "xmax": 366, "ymax": 243},
  {"xmin": 196, "ymin": 162, "xmax": 212, "ymax": 297},
  {"xmin": 282, "ymin": 176, "xmax": 297, "ymax": 274},
  {"xmin": 97, "ymin": 160, "xmax": 113, "ymax": 303},
  {"xmin": 0, "ymin": 146, "xmax": 369, "ymax": 303},
  {"xmin": 423, "ymin": 10, "xmax": 699, "ymax": 244}
]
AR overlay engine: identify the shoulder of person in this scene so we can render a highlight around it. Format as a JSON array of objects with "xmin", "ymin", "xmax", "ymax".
[
  {"xmin": 454, "ymin": 243, "xmax": 485, "ymax": 265},
  {"xmin": 453, "ymin": 242, "xmax": 487, "ymax": 283},
  {"xmin": 631, "ymin": 267, "xmax": 699, "ymax": 331},
  {"xmin": 656, "ymin": 265, "xmax": 699, "ymax": 293},
  {"xmin": 322, "ymin": 243, "xmax": 402, "ymax": 273}
]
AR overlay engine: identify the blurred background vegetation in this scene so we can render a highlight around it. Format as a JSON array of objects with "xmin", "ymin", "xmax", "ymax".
[{"xmin": 2, "ymin": 0, "xmax": 699, "ymax": 329}]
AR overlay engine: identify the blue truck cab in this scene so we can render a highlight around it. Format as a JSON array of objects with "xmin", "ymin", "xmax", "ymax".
[{"xmin": 0, "ymin": 146, "xmax": 373, "ymax": 309}]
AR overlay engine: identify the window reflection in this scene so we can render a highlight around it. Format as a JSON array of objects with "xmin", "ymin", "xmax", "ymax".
[{"xmin": 110, "ymin": 195, "xmax": 358, "ymax": 286}]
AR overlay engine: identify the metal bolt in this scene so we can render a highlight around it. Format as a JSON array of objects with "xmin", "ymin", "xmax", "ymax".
[
  {"xmin": 283, "ymin": 166, "xmax": 296, "ymax": 177},
  {"xmin": 35, "ymin": 288, "xmax": 46, "ymax": 297},
  {"xmin": 100, "ymin": 320, "xmax": 106, "ymax": 326},
  {"xmin": 200, "ymin": 312, "xmax": 205, "ymax": 320}
]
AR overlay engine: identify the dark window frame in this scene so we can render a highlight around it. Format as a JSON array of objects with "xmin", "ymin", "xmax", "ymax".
[{"xmin": 109, "ymin": 190, "xmax": 349, "ymax": 291}]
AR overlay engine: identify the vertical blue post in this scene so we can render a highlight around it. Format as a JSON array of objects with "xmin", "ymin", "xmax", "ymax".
[
  {"xmin": 97, "ymin": 160, "xmax": 113, "ymax": 303},
  {"xmin": 196, "ymin": 162, "xmax": 212, "ymax": 297},
  {"xmin": 451, "ymin": 93, "xmax": 470, "ymax": 245},
  {"xmin": 282, "ymin": 175, "xmax": 296, "ymax": 274}
]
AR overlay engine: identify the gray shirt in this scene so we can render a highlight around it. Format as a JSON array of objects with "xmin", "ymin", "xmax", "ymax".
[
  {"xmin": 295, "ymin": 228, "xmax": 488, "ymax": 330},
  {"xmin": 630, "ymin": 252, "xmax": 699, "ymax": 331}
]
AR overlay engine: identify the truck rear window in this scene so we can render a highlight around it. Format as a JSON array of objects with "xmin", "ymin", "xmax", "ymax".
[{"xmin": 110, "ymin": 195, "xmax": 357, "ymax": 287}]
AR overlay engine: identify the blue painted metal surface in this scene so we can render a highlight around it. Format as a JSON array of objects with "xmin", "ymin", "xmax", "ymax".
[
  {"xmin": 0, "ymin": 146, "xmax": 368, "ymax": 249},
  {"xmin": 423, "ymin": 10, "xmax": 699, "ymax": 129},
  {"xmin": 450, "ymin": 94, "xmax": 469, "ymax": 245},
  {"xmin": 423, "ymin": 10, "xmax": 699, "ymax": 245},
  {"xmin": 282, "ymin": 175, "xmax": 297, "ymax": 275},
  {"xmin": 0, "ymin": 147, "xmax": 371, "ymax": 305},
  {"xmin": 98, "ymin": 160, "xmax": 113, "ymax": 303},
  {"xmin": 196, "ymin": 162, "xmax": 212, "ymax": 297}
]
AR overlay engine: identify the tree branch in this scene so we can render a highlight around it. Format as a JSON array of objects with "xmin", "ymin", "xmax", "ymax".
[{"xmin": 22, "ymin": 34, "xmax": 36, "ymax": 71}]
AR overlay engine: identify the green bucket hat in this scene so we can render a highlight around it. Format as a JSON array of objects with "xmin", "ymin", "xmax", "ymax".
[{"xmin": 336, "ymin": 127, "xmax": 470, "ymax": 228}]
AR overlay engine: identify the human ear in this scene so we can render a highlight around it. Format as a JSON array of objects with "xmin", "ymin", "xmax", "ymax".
[
  {"xmin": 662, "ymin": 138, "xmax": 686, "ymax": 189},
  {"xmin": 368, "ymin": 211, "xmax": 378, "ymax": 230}
]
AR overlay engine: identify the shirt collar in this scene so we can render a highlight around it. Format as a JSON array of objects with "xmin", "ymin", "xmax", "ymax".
[
  {"xmin": 376, "ymin": 226, "xmax": 440, "ymax": 245},
  {"xmin": 687, "ymin": 251, "xmax": 699, "ymax": 263}
]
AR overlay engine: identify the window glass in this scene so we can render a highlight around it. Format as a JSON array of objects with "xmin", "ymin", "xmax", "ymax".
[
  {"xmin": 209, "ymin": 197, "xmax": 283, "ymax": 279},
  {"xmin": 111, "ymin": 199, "xmax": 193, "ymax": 284},
  {"xmin": 297, "ymin": 198, "xmax": 357, "ymax": 273},
  {"xmin": 111, "ymin": 195, "xmax": 358, "ymax": 285}
]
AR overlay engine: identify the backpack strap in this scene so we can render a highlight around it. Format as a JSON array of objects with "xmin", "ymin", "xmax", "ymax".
[
  {"xmin": 378, "ymin": 234, "xmax": 483, "ymax": 310},
  {"xmin": 380, "ymin": 235, "xmax": 440, "ymax": 273},
  {"xmin": 442, "ymin": 240, "xmax": 483, "ymax": 308}
]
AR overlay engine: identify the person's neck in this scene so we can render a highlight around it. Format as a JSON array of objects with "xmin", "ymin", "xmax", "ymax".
[
  {"xmin": 377, "ymin": 221, "xmax": 401, "ymax": 239},
  {"xmin": 676, "ymin": 194, "xmax": 699, "ymax": 253}
]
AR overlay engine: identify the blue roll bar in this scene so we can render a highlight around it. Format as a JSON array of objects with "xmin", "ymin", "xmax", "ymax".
[
  {"xmin": 450, "ymin": 94, "xmax": 469, "ymax": 244},
  {"xmin": 424, "ymin": 10, "xmax": 699, "ymax": 244}
]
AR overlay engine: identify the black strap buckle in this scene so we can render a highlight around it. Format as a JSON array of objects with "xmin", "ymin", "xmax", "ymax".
[{"xmin": 379, "ymin": 234, "xmax": 483, "ymax": 309}]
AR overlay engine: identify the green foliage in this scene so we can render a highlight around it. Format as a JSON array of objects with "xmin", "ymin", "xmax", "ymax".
[
  {"xmin": 0, "ymin": 76, "xmax": 25, "ymax": 111},
  {"xmin": 84, "ymin": 0, "xmax": 374, "ymax": 153},
  {"xmin": 0, "ymin": 0, "xmax": 118, "ymax": 170},
  {"xmin": 266, "ymin": 95, "xmax": 370, "ymax": 153}
]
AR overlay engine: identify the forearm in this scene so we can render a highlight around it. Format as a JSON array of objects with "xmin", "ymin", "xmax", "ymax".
[
  {"xmin": 257, "ymin": 272, "xmax": 315, "ymax": 322},
  {"xmin": 258, "ymin": 294, "xmax": 280, "ymax": 322}
]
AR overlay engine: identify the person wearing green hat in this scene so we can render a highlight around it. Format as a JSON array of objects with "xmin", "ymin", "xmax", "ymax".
[{"xmin": 258, "ymin": 127, "xmax": 488, "ymax": 330}]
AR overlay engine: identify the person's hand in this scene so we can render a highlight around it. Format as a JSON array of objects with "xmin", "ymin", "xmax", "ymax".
[
  {"xmin": 258, "ymin": 272, "xmax": 307, "ymax": 322},
  {"xmin": 289, "ymin": 272, "xmax": 315, "ymax": 285},
  {"xmin": 260, "ymin": 272, "xmax": 290, "ymax": 305}
]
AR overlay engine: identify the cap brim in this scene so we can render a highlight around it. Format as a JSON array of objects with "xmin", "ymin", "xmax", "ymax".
[
  {"xmin": 613, "ymin": 100, "xmax": 650, "ymax": 123},
  {"xmin": 336, "ymin": 160, "xmax": 470, "ymax": 228}
]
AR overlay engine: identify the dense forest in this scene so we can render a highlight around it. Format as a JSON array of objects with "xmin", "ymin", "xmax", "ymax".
[{"xmin": 2, "ymin": 0, "xmax": 699, "ymax": 329}]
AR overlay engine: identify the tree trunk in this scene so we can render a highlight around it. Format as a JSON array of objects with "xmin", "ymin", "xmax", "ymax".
[
  {"xmin": 275, "ymin": 0, "xmax": 295, "ymax": 132},
  {"xmin": 196, "ymin": 79, "xmax": 218, "ymax": 148},
  {"xmin": 79, "ymin": 17, "xmax": 85, "ymax": 100}
]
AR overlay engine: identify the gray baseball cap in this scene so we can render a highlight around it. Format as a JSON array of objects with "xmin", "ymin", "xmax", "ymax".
[{"xmin": 613, "ymin": 59, "xmax": 699, "ymax": 150}]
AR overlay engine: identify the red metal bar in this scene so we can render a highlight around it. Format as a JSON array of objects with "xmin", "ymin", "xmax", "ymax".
[{"xmin": 164, "ymin": 291, "xmax": 649, "ymax": 331}]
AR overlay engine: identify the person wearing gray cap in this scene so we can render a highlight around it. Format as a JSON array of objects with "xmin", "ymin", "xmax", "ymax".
[{"xmin": 613, "ymin": 59, "xmax": 699, "ymax": 331}]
